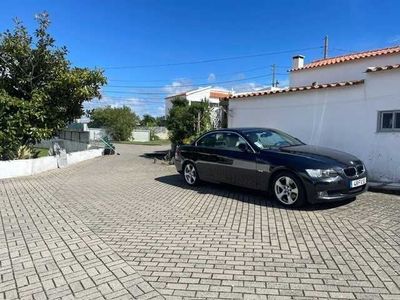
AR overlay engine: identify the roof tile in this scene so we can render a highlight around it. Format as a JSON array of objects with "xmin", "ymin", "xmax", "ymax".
[
  {"xmin": 292, "ymin": 45, "xmax": 400, "ymax": 71},
  {"xmin": 225, "ymin": 80, "xmax": 364, "ymax": 100},
  {"xmin": 366, "ymin": 63, "xmax": 400, "ymax": 73}
]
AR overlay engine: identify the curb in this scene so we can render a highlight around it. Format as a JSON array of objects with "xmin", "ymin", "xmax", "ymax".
[{"xmin": 368, "ymin": 182, "xmax": 400, "ymax": 196}]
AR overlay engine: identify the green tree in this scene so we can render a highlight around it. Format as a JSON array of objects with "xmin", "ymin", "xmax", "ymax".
[
  {"xmin": 166, "ymin": 97, "xmax": 211, "ymax": 155},
  {"xmin": 155, "ymin": 116, "xmax": 166, "ymax": 127},
  {"xmin": 140, "ymin": 114, "xmax": 156, "ymax": 127},
  {"xmin": 89, "ymin": 106, "xmax": 139, "ymax": 141},
  {"xmin": 0, "ymin": 12, "xmax": 106, "ymax": 160}
]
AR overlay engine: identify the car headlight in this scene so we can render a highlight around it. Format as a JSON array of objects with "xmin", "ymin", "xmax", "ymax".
[{"xmin": 306, "ymin": 169, "xmax": 338, "ymax": 178}]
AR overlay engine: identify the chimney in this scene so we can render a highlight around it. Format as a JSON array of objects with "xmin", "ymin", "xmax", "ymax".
[{"xmin": 292, "ymin": 55, "xmax": 305, "ymax": 70}]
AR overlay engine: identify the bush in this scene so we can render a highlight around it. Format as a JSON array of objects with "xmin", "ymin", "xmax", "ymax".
[
  {"xmin": 89, "ymin": 106, "xmax": 139, "ymax": 141},
  {"xmin": 166, "ymin": 97, "xmax": 211, "ymax": 146}
]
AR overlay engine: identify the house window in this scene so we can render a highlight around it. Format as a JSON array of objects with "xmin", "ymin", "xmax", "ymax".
[{"xmin": 378, "ymin": 111, "xmax": 400, "ymax": 131}]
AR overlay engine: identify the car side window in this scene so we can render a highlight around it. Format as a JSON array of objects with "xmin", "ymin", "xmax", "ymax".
[
  {"xmin": 197, "ymin": 133, "xmax": 218, "ymax": 148},
  {"xmin": 218, "ymin": 133, "xmax": 241, "ymax": 151},
  {"xmin": 197, "ymin": 132, "xmax": 248, "ymax": 151}
]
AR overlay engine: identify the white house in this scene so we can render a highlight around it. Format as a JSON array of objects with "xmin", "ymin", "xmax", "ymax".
[
  {"xmin": 227, "ymin": 45, "xmax": 400, "ymax": 182},
  {"xmin": 164, "ymin": 86, "xmax": 231, "ymax": 116}
]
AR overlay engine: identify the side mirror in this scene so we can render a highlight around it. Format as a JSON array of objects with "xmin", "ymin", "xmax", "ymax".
[{"xmin": 238, "ymin": 143, "xmax": 249, "ymax": 152}]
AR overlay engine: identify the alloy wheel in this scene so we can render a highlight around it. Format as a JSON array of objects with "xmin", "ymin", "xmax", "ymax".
[
  {"xmin": 184, "ymin": 163, "xmax": 197, "ymax": 185},
  {"xmin": 274, "ymin": 176, "xmax": 299, "ymax": 205}
]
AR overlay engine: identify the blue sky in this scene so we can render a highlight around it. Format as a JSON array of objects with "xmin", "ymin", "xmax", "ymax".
[{"xmin": 1, "ymin": 0, "xmax": 399, "ymax": 116}]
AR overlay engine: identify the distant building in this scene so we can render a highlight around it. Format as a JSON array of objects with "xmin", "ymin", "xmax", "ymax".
[{"xmin": 164, "ymin": 86, "xmax": 231, "ymax": 116}]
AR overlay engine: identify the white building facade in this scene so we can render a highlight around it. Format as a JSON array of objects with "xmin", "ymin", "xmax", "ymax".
[
  {"xmin": 165, "ymin": 86, "xmax": 230, "ymax": 115},
  {"xmin": 165, "ymin": 86, "xmax": 231, "ymax": 128},
  {"xmin": 227, "ymin": 46, "xmax": 400, "ymax": 182}
]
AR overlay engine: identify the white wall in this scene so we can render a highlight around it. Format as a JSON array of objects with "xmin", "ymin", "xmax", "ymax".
[
  {"xmin": 0, "ymin": 156, "xmax": 58, "ymax": 179},
  {"xmin": 66, "ymin": 149, "xmax": 104, "ymax": 165},
  {"xmin": 228, "ymin": 70, "xmax": 400, "ymax": 182},
  {"xmin": 165, "ymin": 87, "xmax": 223, "ymax": 115},
  {"xmin": 0, "ymin": 149, "xmax": 103, "ymax": 179},
  {"xmin": 165, "ymin": 98, "xmax": 172, "ymax": 116},
  {"xmin": 186, "ymin": 88, "xmax": 211, "ymax": 104},
  {"xmin": 132, "ymin": 129, "xmax": 150, "ymax": 142},
  {"xmin": 290, "ymin": 53, "xmax": 400, "ymax": 86},
  {"xmin": 89, "ymin": 128, "xmax": 108, "ymax": 141}
]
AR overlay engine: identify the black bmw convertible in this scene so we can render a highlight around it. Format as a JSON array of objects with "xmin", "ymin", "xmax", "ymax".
[{"xmin": 174, "ymin": 128, "xmax": 368, "ymax": 207}]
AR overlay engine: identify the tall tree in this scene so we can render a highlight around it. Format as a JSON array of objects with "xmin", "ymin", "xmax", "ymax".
[
  {"xmin": 0, "ymin": 12, "xmax": 107, "ymax": 160},
  {"xmin": 89, "ymin": 106, "xmax": 139, "ymax": 141},
  {"xmin": 140, "ymin": 114, "xmax": 156, "ymax": 127},
  {"xmin": 155, "ymin": 116, "xmax": 166, "ymax": 127}
]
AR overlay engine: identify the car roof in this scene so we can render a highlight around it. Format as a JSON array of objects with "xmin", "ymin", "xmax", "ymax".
[{"xmin": 211, "ymin": 127, "xmax": 274, "ymax": 134}]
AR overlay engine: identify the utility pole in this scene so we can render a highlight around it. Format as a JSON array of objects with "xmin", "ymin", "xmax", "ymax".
[
  {"xmin": 323, "ymin": 35, "xmax": 329, "ymax": 59},
  {"xmin": 271, "ymin": 64, "xmax": 276, "ymax": 87}
]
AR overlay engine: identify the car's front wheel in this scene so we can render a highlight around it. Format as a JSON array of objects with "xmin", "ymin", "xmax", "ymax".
[
  {"xmin": 272, "ymin": 172, "xmax": 305, "ymax": 207},
  {"xmin": 183, "ymin": 162, "xmax": 200, "ymax": 186}
]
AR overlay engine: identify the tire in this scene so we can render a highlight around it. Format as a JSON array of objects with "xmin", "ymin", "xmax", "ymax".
[
  {"xmin": 182, "ymin": 162, "xmax": 200, "ymax": 186},
  {"xmin": 271, "ymin": 171, "xmax": 306, "ymax": 207}
]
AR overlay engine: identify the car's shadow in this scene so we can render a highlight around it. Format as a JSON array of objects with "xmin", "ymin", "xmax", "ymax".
[
  {"xmin": 155, "ymin": 174, "xmax": 356, "ymax": 211},
  {"xmin": 140, "ymin": 150, "xmax": 169, "ymax": 160}
]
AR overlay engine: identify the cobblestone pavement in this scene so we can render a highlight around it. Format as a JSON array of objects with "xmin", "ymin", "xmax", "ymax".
[{"xmin": 0, "ymin": 144, "xmax": 399, "ymax": 300}]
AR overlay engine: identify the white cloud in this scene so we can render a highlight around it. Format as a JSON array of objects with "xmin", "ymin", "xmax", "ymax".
[
  {"xmin": 207, "ymin": 73, "xmax": 216, "ymax": 82},
  {"xmin": 229, "ymin": 82, "xmax": 265, "ymax": 93},
  {"xmin": 163, "ymin": 78, "xmax": 193, "ymax": 96},
  {"xmin": 233, "ymin": 73, "xmax": 246, "ymax": 80},
  {"xmin": 388, "ymin": 35, "xmax": 400, "ymax": 44}
]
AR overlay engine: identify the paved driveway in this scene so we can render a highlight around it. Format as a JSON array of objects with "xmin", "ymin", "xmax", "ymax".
[{"xmin": 0, "ymin": 144, "xmax": 399, "ymax": 300}]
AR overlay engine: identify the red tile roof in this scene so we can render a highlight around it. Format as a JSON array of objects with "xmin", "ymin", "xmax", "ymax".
[
  {"xmin": 210, "ymin": 91, "xmax": 231, "ymax": 98},
  {"xmin": 292, "ymin": 45, "xmax": 400, "ymax": 71},
  {"xmin": 366, "ymin": 63, "xmax": 400, "ymax": 73},
  {"xmin": 225, "ymin": 80, "xmax": 364, "ymax": 100}
]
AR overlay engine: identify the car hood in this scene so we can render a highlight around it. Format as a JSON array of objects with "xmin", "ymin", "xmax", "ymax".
[{"xmin": 277, "ymin": 144, "xmax": 360, "ymax": 166}]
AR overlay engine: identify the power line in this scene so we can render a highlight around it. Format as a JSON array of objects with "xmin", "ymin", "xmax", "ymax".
[
  {"xmin": 107, "ymin": 65, "xmax": 290, "ymax": 83},
  {"xmin": 104, "ymin": 73, "xmax": 287, "ymax": 89},
  {"xmin": 101, "ymin": 91, "xmax": 167, "ymax": 95},
  {"xmin": 331, "ymin": 47, "xmax": 354, "ymax": 53},
  {"xmin": 102, "ymin": 46, "xmax": 322, "ymax": 69},
  {"xmin": 97, "ymin": 95, "xmax": 165, "ymax": 102}
]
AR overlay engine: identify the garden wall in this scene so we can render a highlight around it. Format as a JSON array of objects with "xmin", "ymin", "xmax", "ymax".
[{"xmin": 0, "ymin": 149, "xmax": 103, "ymax": 179}]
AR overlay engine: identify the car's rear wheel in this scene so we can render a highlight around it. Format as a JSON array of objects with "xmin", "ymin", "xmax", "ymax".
[
  {"xmin": 183, "ymin": 162, "xmax": 200, "ymax": 186},
  {"xmin": 272, "ymin": 172, "xmax": 305, "ymax": 207}
]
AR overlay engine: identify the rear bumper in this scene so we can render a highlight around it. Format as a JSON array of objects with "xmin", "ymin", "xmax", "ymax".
[
  {"xmin": 303, "ymin": 174, "xmax": 368, "ymax": 204},
  {"xmin": 175, "ymin": 158, "xmax": 183, "ymax": 173}
]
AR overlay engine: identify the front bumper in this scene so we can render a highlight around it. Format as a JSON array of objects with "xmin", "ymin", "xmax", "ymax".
[{"xmin": 302, "ymin": 173, "xmax": 368, "ymax": 204}]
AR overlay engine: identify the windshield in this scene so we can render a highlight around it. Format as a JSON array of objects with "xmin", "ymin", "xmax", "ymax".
[{"xmin": 243, "ymin": 129, "xmax": 304, "ymax": 150}]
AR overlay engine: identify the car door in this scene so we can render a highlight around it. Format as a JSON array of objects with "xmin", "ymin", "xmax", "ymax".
[
  {"xmin": 194, "ymin": 132, "xmax": 225, "ymax": 183},
  {"xmin": 214, "ymin": 132, "xmax": 259, "ymax": 189}
]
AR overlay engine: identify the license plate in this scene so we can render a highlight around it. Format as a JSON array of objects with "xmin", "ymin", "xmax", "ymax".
[{"xmin": 350, "ymin": 177, "xmax": 367, "ymax": 188}]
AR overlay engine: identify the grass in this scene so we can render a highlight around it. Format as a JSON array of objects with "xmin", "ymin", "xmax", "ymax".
[
  {"xmin": 33, "ymin": 147, "xmax": 50, "ymax": 158},
  {"xmin": 115, "ymin": 139, "xmax": 170, "ymax": 146}
]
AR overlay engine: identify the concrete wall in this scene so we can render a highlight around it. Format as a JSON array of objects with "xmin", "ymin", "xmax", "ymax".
[
  {"xmin": 153, "ymin": 127, "xmax": 169, "ymax": 140},
  {"xmin": 132, "ymin": 129, "xmax": 150, "ymax": 142},
  {"xmin": 228, "ymin": 69, "xmax": 400, "ymax": 182},
  {"xmin": 67, "ymin": 149, "xmax": 104, "ymax": 165},
  {"xmin": 88, "ymin": 128, "xmax": 108, "ymax": 141},
  {"xmin": 290, "ymin": 53, "xmax": 400, "ymax": 86},
  {"xmin": 58, "ymin": 129, "xmax": 90, "ymax": 143},
  {"xmin": 36, "ymin": 139, "xmax": 90, "ymax": 153},
  {"xmin": 0, "ymin": 149, "xmax": 103, "ymax": 180},
  {"xmin": 0, "ymin": 156, "xmax": 58, "ymax": 179}
]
